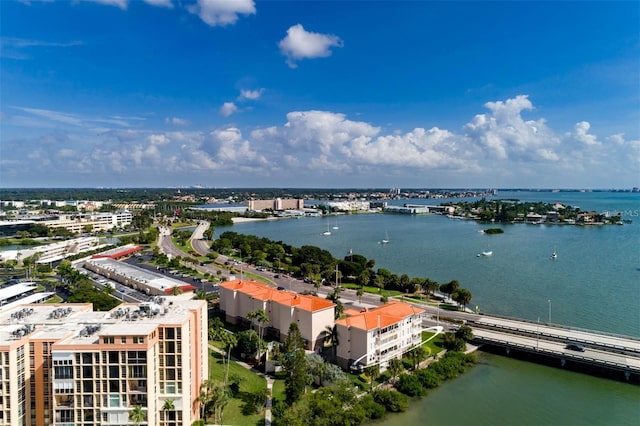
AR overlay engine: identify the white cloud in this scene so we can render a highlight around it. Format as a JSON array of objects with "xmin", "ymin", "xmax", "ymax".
[
  {"xmin": 220, "ymin": 102, "xmax": 238, "ymax": 117},
  {"xmin": 279, "ymin": 24, "xmax": 343, "ymax": 68},
  {"xmin": 83, "ymin": 0, "xmax": 128, "ymax": 10},
  {"xmin": 188, "ymin": 0, "xmax": 256, "ymax": 27},
  {"xmin": 165, "ymin": 117, "xmax": 189, "ymax": 126},
  {"xmin": 238, "ymin": 89, "xmax": 264, "ymax": 101},
  {"xmin": 3, "ymin": 96, "xmax": 638, "ymax": 187},
  {"xmin": 143, "ymin": 0, "xmax": 173, "ymax": 8}
]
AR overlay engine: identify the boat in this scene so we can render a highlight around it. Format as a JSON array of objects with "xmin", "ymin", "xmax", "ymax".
[
  {"xmin": 481, "ymin": 250, "xmax": 493, "ymax": 256},
  {"xmin": 380, "ymin": 231, "xmax": 390, "ymax": 244},
  {"xmin": 332, "ymin": 220, "xmax": 339, "ymax": 230},
  {"xmin": 550, "ymin": 252, "xmax": 557, "ymax": 259},
  {"xmin": 322, "ymin": 225, "xmax": 331, "ymax": 236}
]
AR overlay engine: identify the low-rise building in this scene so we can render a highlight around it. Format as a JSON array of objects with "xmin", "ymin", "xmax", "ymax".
[
  {"xmin": 42, "ymin": 211, "xmax": 133, "ymax": 233},
  {"xmin": 219, "ymin": 279, "xmax": 335, "ymax": 351},
  {"xmin": 0, "ymin": 236, "xmax": 100, "ymax": 264},
  {"xmin": 334, "ymin": 301, "xmax": 425, "ymax": 371}
]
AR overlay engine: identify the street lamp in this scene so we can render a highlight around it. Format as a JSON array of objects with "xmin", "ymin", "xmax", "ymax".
[{"xmin": 548, "ymin": 299, "xmax": 552, "ymax": 323}]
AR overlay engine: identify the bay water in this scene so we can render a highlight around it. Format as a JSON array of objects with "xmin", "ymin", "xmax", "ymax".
[{"xmin": 220, "ymin": 191, "xmax": 640, "ymax": 424}]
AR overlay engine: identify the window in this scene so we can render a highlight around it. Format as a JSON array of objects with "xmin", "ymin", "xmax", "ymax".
[
  {"xmin": 121, "ymin": 337, "xmax": 127, "ymax": 344},
  {"xmin": 108, "ymin": 394, "xmax": 119, "ymax": 407}
]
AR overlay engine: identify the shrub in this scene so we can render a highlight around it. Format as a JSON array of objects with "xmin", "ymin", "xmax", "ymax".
[
  {"xmin": 372, "ymin": 389, "xmax": 409, "ymax": 413},
  {"xmin": 396, "ymin": 373, "xmax": 426, "ymax": 397},
  {"xmin": 415, "ymin": 368, "xmax": 442, "ymax": 389},
  {"xmin": 359, "ymin": 394, "xmax": 386, "ymax": 419}
]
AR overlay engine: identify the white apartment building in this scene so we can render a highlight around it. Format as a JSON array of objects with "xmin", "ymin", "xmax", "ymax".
[
  {"xmin": 43, "ymin": 211, "xmax": 133, "ymax": 233},
  {"xmin": 335, "ymin": 301, "xmax": 425, "ymax": 371},
  {"xmin": 219, "ymin": 279, "xmax": 335, "ymax": 351},
  {"xmin": 0, "ymin": 237, "xmax": 100, "ymax": 264},
  {"xmin": 0, "ymin": 297, "xmax": 208, "ymax": 426}
]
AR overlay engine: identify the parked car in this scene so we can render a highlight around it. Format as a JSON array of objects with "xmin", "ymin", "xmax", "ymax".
[{"xmin": 565, "ymin": 343, "xmax": 585, "ymax": 352}]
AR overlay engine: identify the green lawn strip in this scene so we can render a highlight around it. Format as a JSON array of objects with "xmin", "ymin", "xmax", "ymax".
[
  {"xmin": 341, "ymin": 284, "xmax": 403, "ymax": 297},
  {"xmin": 422, "ymin": 331, "xmax": 445, "ymax": 355},
  {"xmin": 208, "ymin": 349, "xmax": 266, "ymax": 425},
  {"xmin": 45, "ymin": 295, "xmax": 63, "ymax": 304}
]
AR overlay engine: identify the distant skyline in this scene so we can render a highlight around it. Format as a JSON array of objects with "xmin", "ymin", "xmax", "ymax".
[{"xmin": 1, "ymin": 0, "xmax": 638, "ymax": 189}]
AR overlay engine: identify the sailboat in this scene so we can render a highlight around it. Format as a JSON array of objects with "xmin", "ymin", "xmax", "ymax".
[
  {"xmin": 380, "ymin": 231, "xmax": 390, "ymax": 244},
  {"xmin": 550, "ymin": 251, "xmax": 557, "ymax": 259},
  {"xmin": 322, "ymin": 224, "xmax": 331, "ymax": 236},
  {"xmin": 481, "ymin": 250, "xmax": 493, "ymax": 256},
  {"xmin": 332, "ymin": 220, "xmax": 339, "ymax": 230}
]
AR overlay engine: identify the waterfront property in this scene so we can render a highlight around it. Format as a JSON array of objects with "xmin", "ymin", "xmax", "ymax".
[
  {"xmin": 334, "ymin": 301, "xmax": 425, "ymax": 371},
  {"xmin": 218, "ymin": 279, "xmax": 335, "ymax": 351},
  {"xmin": 0, "ymin": 296, "xmax": 208, "ymax": 426}
]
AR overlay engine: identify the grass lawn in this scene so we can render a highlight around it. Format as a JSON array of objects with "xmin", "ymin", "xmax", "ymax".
[
  {"xmin": 422, "ymin": 331, "xmax": 445, "ymax": 356},
  {"xmin": 208, "ymin": 350, "xmax": 266, "ymax": 426},
  {"xmin": 45, "ymin": 295, "xmax": 63, "ymax": 303}
]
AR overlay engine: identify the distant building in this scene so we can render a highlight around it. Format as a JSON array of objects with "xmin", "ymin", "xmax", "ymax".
[
  {"xmin": 0, "ymin": 297, "xmax": 208, "ymax": 426},
  {"xmin": 42, "ymin": 211, "xmax": 133, "ymax": 233},
  {"xmin": 334, "ymin": 301, "xmax": 425, "ymax": 371},
  {"xmin": 247, "ymin": 198, "xmax": 304, "ymax": 211},
  {"xmin": 219, "ymin": 279, "xmax": 335, "ymax": 351},
  {"xmin": 0, "ymin": 236, "xmax": 100, "ymax": 264}
]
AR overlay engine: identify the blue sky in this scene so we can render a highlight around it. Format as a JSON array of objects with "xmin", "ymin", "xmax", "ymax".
[{"xmin": 1, "ymin": 0, "xmax": 638, "ymax": 189}]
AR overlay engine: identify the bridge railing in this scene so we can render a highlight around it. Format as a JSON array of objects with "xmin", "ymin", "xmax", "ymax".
[
  {"xmin": 472, "ymin": 334, "xmax": 640, "ymax": 373},
  {"xmin": 467, "ymin": 320, "xmax": 639, "ymax": 355},
  {"xmin": 469, "ymin": 313, "xmax": 640, "ymax": 342}
]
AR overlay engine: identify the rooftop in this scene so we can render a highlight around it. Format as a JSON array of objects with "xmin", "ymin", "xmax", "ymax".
[
  {"xmin": 0, "ymin": 296, "xmax": 205, "ymax": 347},
  {"xmin": 220, "ymin": 279, "xmax": 335, "ymax": 312},
  {"xmin": 336, "ymin": 301, "xmax": 425, "ymax": 331}
]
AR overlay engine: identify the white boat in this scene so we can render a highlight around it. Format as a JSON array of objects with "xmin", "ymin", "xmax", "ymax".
[
  {"xmin": 332, "ymin": 220, "xmax": 339, "ymax": 230},
  {"xmin": 378, "ymin": 230, "xmax": 390, "ymax": 244},
  {"xmin": 481, "ymin": 250, "xmax": 493, "ymax": 256},
  {"xmin": 550, "ymin": 252, "xmax": 557, "ymax": 259},
  {"xmin": 322, "ymin": 225, "xmax": 331, "ymax": 236}
]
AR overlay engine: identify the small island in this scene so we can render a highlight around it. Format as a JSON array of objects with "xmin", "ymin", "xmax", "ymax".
[
  {"xmin": 442, "ymin": 199, "xmax": 625, "ymax": 226},
  {"xmin": 483, "ymin": 228, "xmax": 504, "ymax": 234}
]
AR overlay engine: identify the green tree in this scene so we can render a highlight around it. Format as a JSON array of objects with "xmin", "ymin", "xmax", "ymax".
[
  {"xmin": 388, "ymin": 358, "xmax": 404, "ymax": 384},
  {"xmin": 282, "ymin": 322, "xmax": 308, "ymax": 404},
  {"xmin": 323, "ymin": 325, "xmax": 339, "ymax": 362},
  {"xmin": 452, "ymin": 288, "xmax": 472, "ymax": 310},
  {"xmin": 247, "ymin": 309, "xmax": 269, "ymax": 363},
  {"xmin": 364, "ymin": 364, "xmax": 380, "ymax": 392},
  {"xmin": 129, "ymin": 405, "xmax": 145, "ymax": 426},
  {"xmin": 408, "ymin": 346, "xmax": 429, "ymax": 370}
]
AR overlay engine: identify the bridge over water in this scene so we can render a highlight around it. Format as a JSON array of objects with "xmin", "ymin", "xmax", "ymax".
[{"xmin": 466, "ymin": 316, "xmax": 640, "ymax": 383}]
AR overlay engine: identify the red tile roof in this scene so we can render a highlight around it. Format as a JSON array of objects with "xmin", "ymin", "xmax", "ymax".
[
  {"xmin": 219, "ymin": 280, "xmax": 335, "ymax": 312},
  {"xmin": 335, "ymin": 301, "xmax": 425, "ymax": 331}
]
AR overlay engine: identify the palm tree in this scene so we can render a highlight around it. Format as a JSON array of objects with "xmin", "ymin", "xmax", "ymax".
[
  {"xmin": 129, "ymin": 405, "xmax": 145, "ymax": 426},
  {"xmin": 408, "ymin": 346, "xmax": 429, "ymax": 370},
  {"xmin": 323, "ymin": 325, "xmax": 339, "ymax": 362},
  {"xmin": 170, "ymin": 286, "xmax": 183, "ymax": 296},
  {"xmin": 364, "ymin": 364, "xmax": 380, "ymax": 392},
  {"xmin": 388, "ymin": 358, "xmax": 404, "ymax": 384},
  {"xmin": 197, "ymin": 379, "xmax": 217, "ymax": 421},
  {"xmin": 219, "ymin": 332, "xmax": 237, "ymax": 385},
  {"xmin": 162, "ymin": 398, "xmax": 175, "ymax": 422},
  {"xmin": 246, "ymin": 309, "xmax": 269, "ymax": 363}
]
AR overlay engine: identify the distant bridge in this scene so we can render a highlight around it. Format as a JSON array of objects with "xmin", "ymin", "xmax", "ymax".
[{"xmin": 467, "ymin": 316, "xmax": 640, "ymax": 383}]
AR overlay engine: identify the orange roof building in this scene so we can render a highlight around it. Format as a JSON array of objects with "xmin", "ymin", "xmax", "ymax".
[
  {"xmin": 219, "ymin": 280, "xmax": 335, "ymax": 351},
  {"xmin": 334, "ymin": 301, "xmax": 425, "ymax": 371}
]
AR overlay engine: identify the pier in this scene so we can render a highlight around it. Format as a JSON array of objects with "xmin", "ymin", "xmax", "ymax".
[{"xmin": 466, "ymin": 316, "xmax": 640, "ymax": 383}]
